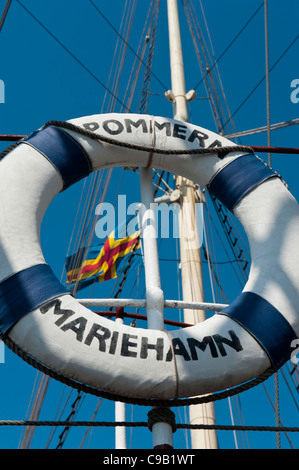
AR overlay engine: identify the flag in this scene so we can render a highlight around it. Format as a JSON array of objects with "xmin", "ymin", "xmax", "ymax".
[{"xmin": 65, "ymin": 216, "xmax": 140, "ymax": 291}]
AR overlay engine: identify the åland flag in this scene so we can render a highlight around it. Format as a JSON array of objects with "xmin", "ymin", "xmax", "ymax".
[{"xmin": 65, "ymin": 216, "xmax": 141, "ymax": 291}]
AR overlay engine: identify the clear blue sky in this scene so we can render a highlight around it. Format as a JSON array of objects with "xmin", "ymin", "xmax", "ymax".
[{"xmin": 0, "ymin": 0, "xmax": 298, "ymax": 450}]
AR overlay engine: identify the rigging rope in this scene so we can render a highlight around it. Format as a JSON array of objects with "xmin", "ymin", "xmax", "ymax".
[
  {"xmin": 274, "ymin": 372, "xmax": 281, "ymax": 449},
  {"xmin": 2, "ymin": 419, "xmax": 299, "ymax": 434},
  {"xmin": 138, "ymin": 0, "xmax": 160, "ymax": 114},
  {"xmin": 2, "ymin": 119, "xmax": 253, "ymax": 157},
  {"xmin": 2, "ymin": 1, "xmax": 298, "ymax": 450},
  {"xmin": 121, "ymin": 0, "xmax": 155, "ymax": 112},
  {"xmin": 88, "ymin": 0, "xmax": 167, "ymax": 92},
  {"xmin": 264, "ymin": 0, "xmax": 271, "ymax": 167},
  {"xmin": 261, "ymin": 382, "xmax": 294, "ymax": 449},
  {"xmin": 193, "ymin": 2, "xmax": 264, "ymax": 92},
  {"xmin": 17, "ymin": 2, "xmax": 140, "ymax": 447},
  {"xmin": 198, "ymin": 0, "xmax": 239, "ymax": 140},
  {"xmin": 183, "ymin": 0, "xmax": 222, "ymax": 132},
  {"xmin": 1, "ymin": 331, "xmax": 277, "ymax": 407},
  {"xmin": 206, "ymin": 193, "xmax": 298, "ymax": 448},
  {"xmin": 225, "ymin": 118, "xmax": 299, "ymax": 139},
  {"xmin": 209, "ymin": 195, "xmax": 249, "ymax": 282},
  {"xmin": 203, "ymin": 200, "xmax": 249, "ymax": 448},
  {"xmin": 45, "ymin": 387, "xmax": 73, "ymax": 449},
  {"xmin": 0, "ymin": 0, "xmax": 12, "ymax": 32},
  {"xmin": 46, "ymin": 2, "xmax": 163, "ymax": 448},
  {"xmin": 78, "ymin": 398, "xmax": 103, "ymax": 449},
  {"xmin": 15, "ymin": 0, "xmax": 131, "ymax": 112},
  {"xmin": 56, "ymin": 391, "xmax": 84, "ymax": 449},
  {"xmin": 222, "ymin": 34, "xmax": 299, "ymax": 130}
]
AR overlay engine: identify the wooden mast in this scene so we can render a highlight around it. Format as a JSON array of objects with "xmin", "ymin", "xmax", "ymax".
[{"xmin": 166, "ymin": 0, "xmax": 218, "ymax": 449}]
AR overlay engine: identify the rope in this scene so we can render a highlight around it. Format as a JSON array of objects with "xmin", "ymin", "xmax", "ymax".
[
  {"xmin": 88, "ymin": 0, "xmax": 167, "ymax": 92},
  {"xmin": 15, "ymin": 0, "xmax": 131, "ymax": 112},
  {"xmin": 56, "ymin": 390, "xmax": 83, "ymax": 449},
  {"xmin": 225, "ymin": 118, "xmax": 299, "ymax": 139},
  {"xmin": 105, "ymin": 0, "xmax": 137, "ymax": 113},
  {"xmin": 0, "ymin": 105, "xmax": 289, "ymax": 414},
  {"xmin": 138, "ymin": 0, "xmax": 160, "ymax": 115},
  {"xmin": 1, "ymin": 332, "xmax": 276, "ymax": 408},
  {"xmin": 162, "ymin": 329, "xmax": 180, "ymax": 399},
  {"xmin": 0, "ymin": 119, "xmax": 254, "ymax": 162},
  {"xmin": 44, "ymin": 2, "xmax": 160, "ymax": 444},
  {"xmin": 120, "ymin": 0, "xmax": 155, "ymax": 112},
  {"xmin": 0, "ymin": 119, "xmax": 288, "ymax": 410},
  {"xmin": 198, "ymin": 0, "xmax": 240, "ymax": 140},
  {"xmin": 193, "ymin": 2, "xmax": 264, "ymax": 92},
  {"xmin": 221, "ymin": 34, "xmax": 299, "ymax": 129},
  {"xmin": 274, "ymin": 372, "xmax": 281, "ymax": 449},
  {"xmin": 146, "ymin": 115, "xmax": 156, "ymax": 167},
  {"xmin": 43, "ymin": 120, "xmax": 255, "ymax": 156},
  {"xmin": 0, "ymin": 420, "xmax": 298, "ymax": 433},
  {"xmin": 209, "ymin": 195, "xmax": 250, "ymax": 283},
  {"xmin": 2, "ymin": 137, "xmax": 299, "ymax": 155},
  {"xmin": 183, "ymin": 0, "xmax": 223, "ymax": 132},
  {"xmin": 0, "ymin": 0, "xmax": 12, "ymax": 32},
  {"xmin": 264, "ymin": 0, "xmax": 271, "ymax": 167},
  {"xmin": 0, "ymin": 141, "xmax": 19, "ymax": 158},
  {"xmin": 147, "ymin": 408, "xmax": 177, "ymax": 433}
]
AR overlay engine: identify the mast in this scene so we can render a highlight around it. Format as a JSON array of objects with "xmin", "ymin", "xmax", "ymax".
[
  {"xmin": 140, "ymin": 167, "xmax": 174, "ymax": 449},
  {"xmin": 115, "ymin": 312, "xmax": 127, "ymax": 449},
  {"xmin": 166, "ymin": 0, "xmax": 218, "ymax": 449}
]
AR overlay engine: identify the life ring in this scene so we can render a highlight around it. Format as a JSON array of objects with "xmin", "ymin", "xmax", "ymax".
[{"xmin": 0, "ymin": 113, "xmax": 298, "ymax": 401}]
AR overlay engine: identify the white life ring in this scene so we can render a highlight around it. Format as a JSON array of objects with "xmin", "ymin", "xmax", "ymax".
[{"xmin": 0, "ymin": 113, "xmax": 298, "ymax": 401}]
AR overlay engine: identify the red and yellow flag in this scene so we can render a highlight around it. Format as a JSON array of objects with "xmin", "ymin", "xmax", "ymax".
[{"xmin": 66, "ymin": 221, "xmax": 140, "ymax": 290}]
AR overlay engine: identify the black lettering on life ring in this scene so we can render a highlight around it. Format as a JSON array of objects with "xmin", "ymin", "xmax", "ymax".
[
  {"xmin": 40, "ymin": 298, "xmax": 75, "ymax": 326},
  {"xmin": 41, "ymin": 299, "xmax": 244, "ymax": 362},
  {"xmin": 124, "ymin": 118, "xmax": 148, "ymax": 133},
  {"xmin": 102, "ymin": 119, "xmax": 124, "ymax": 135},
  {"xmin": 82, "ymin": 122, "xmax": 100, "ymax": 131},
  {"xmin": 188, "ymin": 128, "xmax": 209, "ymax": 147}
]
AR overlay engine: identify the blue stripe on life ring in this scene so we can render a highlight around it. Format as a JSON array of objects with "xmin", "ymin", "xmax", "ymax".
[
  {"xmin": 218, "ymin": 291, "xmax": 297, "ymax": 369},
  {"xmin": 0, "ymin": 264, "xmax": 68, "ymax": 334},
  {"xmin": 24, "ymin": 126, "xmax": 91, "ymax": 190},
  {"xmin": 208, "ymin": 154, "xmax": 276, "ymax": 211}
]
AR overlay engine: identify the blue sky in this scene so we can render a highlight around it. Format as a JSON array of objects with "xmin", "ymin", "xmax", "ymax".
[{"xmin": 0, "ymin": 0, "xmax": 298, "ymax": 450}]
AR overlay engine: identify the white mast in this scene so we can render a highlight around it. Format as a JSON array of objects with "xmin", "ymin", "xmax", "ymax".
[
  {"xmin": 166, "ymin": 0, "xmax": 218, "ymax": 449},
  {"xmin": 140, "ymin": 167, "xmax": 174, "ymax": 449},
  {"xmin": 115, "ymin": 313, "xmax": 127, "ymax": 449}
]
